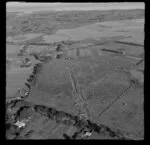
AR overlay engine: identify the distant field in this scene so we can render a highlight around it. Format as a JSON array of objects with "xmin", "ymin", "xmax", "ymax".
[
  {"xmin": 6, "ymin": 9, "xmax": 144, "ymax": 37},
  {"xmin": 43, "ymin": 34, "xmax": 69, "ymax": 43},
  {"xmin": 11, "ymin": 18, "xmax": 142, "ymax": 45},
  {"xmin": 7, "ymin": 33, "xmax": 43, "ymax": 44},
  {"xmin": 55, "ymin": 18, "xmax": 144, "ymax": 43}
]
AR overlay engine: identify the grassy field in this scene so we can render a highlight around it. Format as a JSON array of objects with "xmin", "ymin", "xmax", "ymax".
[
  {"xmin": 6, "ymin": 67, "xmax": 33, "ymax": 97},
  {"xmin": 6, "ymin": 45, "xmax": 21, "ymax": 56},
  {"xmin": 6, "ymin": 8, "xmax": 144, "ymax": 139},
  {"xmin": 98, "ymin": 86, "xmax": 144, "ymax": 137}
]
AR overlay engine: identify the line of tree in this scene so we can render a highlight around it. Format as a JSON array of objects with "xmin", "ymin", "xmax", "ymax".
[{"xmin": 27, "ymin": 63, "xmax": 43, "ymax": 86}]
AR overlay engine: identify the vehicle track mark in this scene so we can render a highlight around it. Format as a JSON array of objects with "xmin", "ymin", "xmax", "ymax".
[{"xmin": 97, "ymin": 80, "xmax": 136, "ymax": 119}]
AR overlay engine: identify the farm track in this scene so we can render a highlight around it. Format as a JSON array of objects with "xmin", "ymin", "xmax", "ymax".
[{"xmin": 67, "ymin": 58, "xmax": 90, "ymax": 121}]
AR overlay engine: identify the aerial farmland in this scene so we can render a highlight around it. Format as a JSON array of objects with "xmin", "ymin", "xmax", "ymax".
[{"xmin": 6, "ymin": 2, "xmax": 144, "ymax": 140}]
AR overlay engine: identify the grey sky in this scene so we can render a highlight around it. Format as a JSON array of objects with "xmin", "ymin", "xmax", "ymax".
[{"xmin": 7, "ymin": 2, "xmax": 145, "ymax": 12}]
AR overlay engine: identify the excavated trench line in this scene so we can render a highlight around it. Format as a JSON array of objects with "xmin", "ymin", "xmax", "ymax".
[
  {"xmin": 66, "ymin": 58, "xmax": 90, "ymax": 121},
  {"xmin": 115, "ymin": 40, "xmax": 144, "ymax": 47}
]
